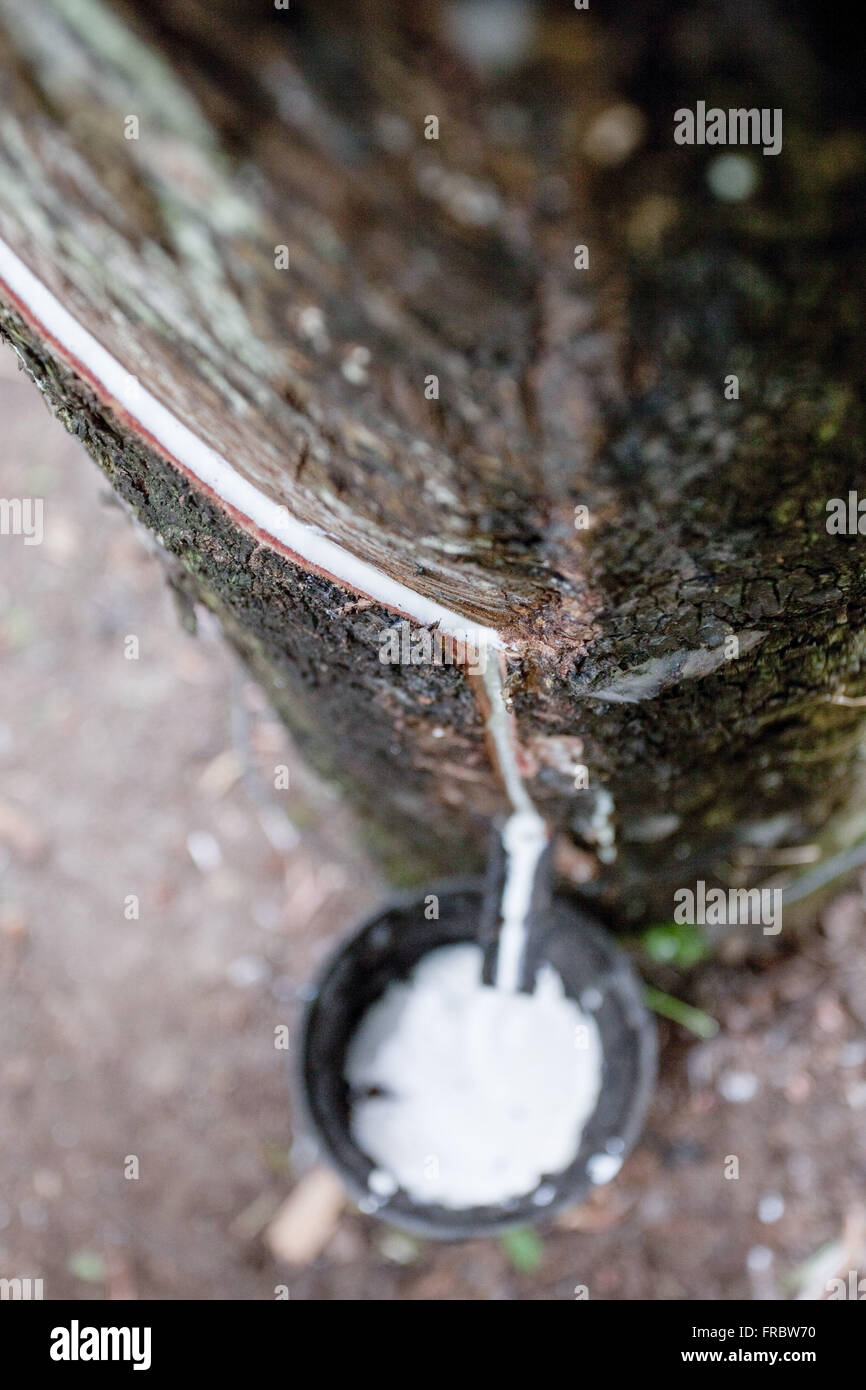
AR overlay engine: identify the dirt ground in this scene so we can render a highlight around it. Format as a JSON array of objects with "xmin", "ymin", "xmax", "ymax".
[{"xmin": 1, "ymin": 348, "xmax": 865, "ymax": 1301}]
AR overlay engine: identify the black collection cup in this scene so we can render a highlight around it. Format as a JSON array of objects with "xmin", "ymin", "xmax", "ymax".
[{"xmin": 299, "ymin": 881, "xmax": 657, "ymax": 1239}]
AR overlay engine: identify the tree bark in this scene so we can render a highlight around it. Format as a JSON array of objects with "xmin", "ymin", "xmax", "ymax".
[{"xmin": 1, "ymin": 0, "xmax": 864, "ymax": 930}]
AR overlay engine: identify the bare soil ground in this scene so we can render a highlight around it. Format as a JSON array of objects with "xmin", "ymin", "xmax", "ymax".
[{"xmin": 1, "ymin": 351, "xmax": 864, "ymax": 1300}]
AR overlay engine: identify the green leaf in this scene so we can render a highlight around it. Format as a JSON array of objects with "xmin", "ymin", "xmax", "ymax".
[
  {"xmin": 645, "ymin": 986, "xmax": 719, "ymax": 1039},
  {"xmin": 642, "ymin": 921, "xmax": 709, "ymax": 967},
  {"xmin": 67, "ymin": 1249, "xmax": 107, "ymax": 1284},
  {"xmin": 499, "ymin": 1227, "xmax": 544, "ymax": 1274}
]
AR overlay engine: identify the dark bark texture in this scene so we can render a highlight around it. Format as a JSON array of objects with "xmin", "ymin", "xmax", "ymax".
[{"xmin": 1, "ymin": 0, "xmax": 865, "ymax": 929}]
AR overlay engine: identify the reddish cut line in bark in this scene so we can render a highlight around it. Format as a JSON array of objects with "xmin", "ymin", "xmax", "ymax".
[
  {"xmin": 0, "ymin": 236, "xmax": 558, "ymax": 979},
  {"xmin": 0, "ymin": 237, "xmax": 505, "ymax": 651}
]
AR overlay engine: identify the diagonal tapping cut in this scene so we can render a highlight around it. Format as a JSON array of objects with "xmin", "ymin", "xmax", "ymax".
[
  {"xmin": 0, "ymin": 236, "xmax": 552, "ymax": 993},
  {"xmin": 0, "ymin": 237, "xmax": 504, "ymax": 650}
]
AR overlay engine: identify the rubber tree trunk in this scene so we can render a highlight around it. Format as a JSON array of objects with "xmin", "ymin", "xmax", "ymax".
[{"xmin": 1, "ymin": 0, "xmax": 864, "ymax": 932}]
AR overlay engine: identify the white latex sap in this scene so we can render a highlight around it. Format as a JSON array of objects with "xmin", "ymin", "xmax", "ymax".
[{"xmin": 347, "ymin": 942, "xmax": 602, "ymax": 1208}]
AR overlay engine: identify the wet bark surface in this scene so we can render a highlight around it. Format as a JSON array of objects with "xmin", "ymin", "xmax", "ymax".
[{"xmin": 1, "ymin": 0, "xmax": 865, "ymax": 924}]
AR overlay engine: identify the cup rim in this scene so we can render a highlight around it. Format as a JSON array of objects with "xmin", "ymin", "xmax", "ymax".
[{"xmin": 295, "ymin": 878, "xmax": 657, "ymax": 1239}]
